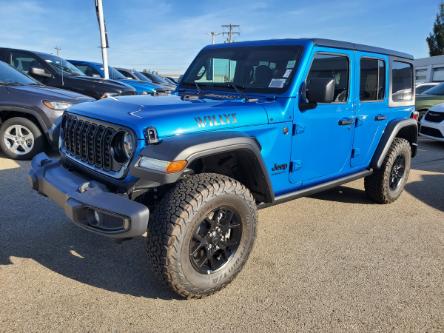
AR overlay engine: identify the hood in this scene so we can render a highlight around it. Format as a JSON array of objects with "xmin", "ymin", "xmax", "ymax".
[
  {"xmin": 416, "ymin": 94, "xmax": 444, "ymax": 109},
  {"xmin": 119, "ymin": 79, "xmax": 157, "ymax": 93},
  {"xmin": 8, "ymin": 84, "xmax": 93, "ymax": 102},
  {"xmin": 70, "ymin": 75, "xmax": 133, "ymax": 89},
  {"xmin": 67, "ymin": 94, "xmax": 270, "ymax": 140}
]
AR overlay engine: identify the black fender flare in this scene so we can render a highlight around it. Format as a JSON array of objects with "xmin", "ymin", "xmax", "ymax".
[
  {"xmin": 0, "ymin": 105, "xmax": 51, "ymax": 138},
  {"xmin": 130, "ymin": 131, "xmax": 274, "ymax": 202},
  {"xmin": 371, "ymin": 118, "xmax": 418, "ymax": 169}
]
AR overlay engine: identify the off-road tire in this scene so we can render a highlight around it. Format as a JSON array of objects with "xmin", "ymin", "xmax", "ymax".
[
  {"xmin": 146, "ymin": 173, "xmax": 257, "ymax": 299},
  {"xmin": 0, "ymin": 117, "xmax": 45, "ymax": 160},
  {"xmin": 364, "ymin": 138, "xmax": 411, "ymax": 204}
]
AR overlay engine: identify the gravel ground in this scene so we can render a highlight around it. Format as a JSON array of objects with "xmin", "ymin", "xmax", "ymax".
[{"xmin": 0, "ymin": 137, "xmax": 443, "ymax": 332}]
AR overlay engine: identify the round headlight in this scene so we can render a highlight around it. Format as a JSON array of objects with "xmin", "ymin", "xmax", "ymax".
[
  {"xmin": 112, "ymin": 131, "xmax": 134, "ymax": 163},
  {"xmin": 123, "ymin": 132, "xmax": 134, "ymax": 158}
]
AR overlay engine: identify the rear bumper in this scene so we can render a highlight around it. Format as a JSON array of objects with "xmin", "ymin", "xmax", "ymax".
[{"xmin": 29, "ymin": 153, "xmax": 149, "ymax": 239}]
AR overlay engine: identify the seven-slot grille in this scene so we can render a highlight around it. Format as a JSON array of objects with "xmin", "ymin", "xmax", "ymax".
[
  {"xmin": 62, "ymin": 113, "xmax": 119, "ymax": 173},
  {"xmin": 424, "ymin": 111, "xmax": 444, "ymax": 123}
]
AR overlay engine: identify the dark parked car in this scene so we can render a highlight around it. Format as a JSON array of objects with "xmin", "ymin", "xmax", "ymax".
[
  {"xmin": 116, "ymin": 68, "xmax": 174, "ymax": 94},
  {"xmin": 141, "ymin": 71, "xmax": 176, "ymax": 89},
  {"xmin": 0, "ymin": 61, "xmax": 93, "ymax": 159},
  {"xmin": 0, "ymin": 48, "xmax": 136, "ymax": 99}
]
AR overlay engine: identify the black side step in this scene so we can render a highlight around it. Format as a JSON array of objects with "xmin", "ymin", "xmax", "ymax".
[{"xmin": 258, "ymin": 169, "xmax": 373, "ymax": 209}]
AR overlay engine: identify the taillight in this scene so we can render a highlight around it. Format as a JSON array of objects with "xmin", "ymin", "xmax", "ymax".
[{"xmin": 411, "ymin": 111, "xmax": 419, "ymax": 121}]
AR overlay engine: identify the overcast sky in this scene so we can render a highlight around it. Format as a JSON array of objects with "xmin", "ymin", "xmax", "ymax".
[{"xmin": 0, "ymin": 0, "xmax": 440, "ymax": 74}]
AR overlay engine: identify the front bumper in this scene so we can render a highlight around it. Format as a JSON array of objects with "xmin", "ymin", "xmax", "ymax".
[
  {"xmin": 29, "ymin": 153, "xmax": 149, "ymax": 239},
  {"xmin": 419, "ymin": 119, "xmax": 444, "ymax": 142}
]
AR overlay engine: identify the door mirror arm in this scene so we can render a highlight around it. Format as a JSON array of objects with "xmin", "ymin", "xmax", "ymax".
[{"xmin": 299, "ymin": 81, "xmax": 317, "ymax": 111}]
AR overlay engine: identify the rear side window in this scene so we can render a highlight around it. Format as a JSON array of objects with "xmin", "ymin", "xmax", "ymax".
[
  {"xmin": 307, "ymin": 53, "xmax": 349, "ymax": 102},
  {"xmin": 391, "ymin": 61, "xmax": 413, "ymax": 102},
  {"xmin": 360, "ymin": 58, "xmax": 385, "ymax": 101}
]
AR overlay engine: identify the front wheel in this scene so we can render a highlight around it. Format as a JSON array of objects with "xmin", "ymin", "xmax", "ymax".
[
  {"xmin": 0, "ymin": 117, "xmax": 45, "ymax": 160},
  {"xmin": 146, "ymin": 173, "xmax": 257, "ymax": 298},
  {"xmin": 364, "ymin": 138, "xmax": 411, "ymax": 204}
]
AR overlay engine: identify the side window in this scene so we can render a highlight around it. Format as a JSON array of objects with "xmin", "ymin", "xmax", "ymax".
[
  {"xmin": 360, "ymin": 58, "xmax": 385, "ymax": 101},
  {"xmin": 10, "ymin": 52, "xmax": 45, "ymax": 75},
  {"xmin": 391, "ymin": 61, "xmax": 413, "ymax": 102},
  {"xmin": 77, "ymin": 65, "xmax": 100, "ymax": 77},
  {"xmin": 307, "ymin": 53, "xmax": 349, "ymax": 103}
]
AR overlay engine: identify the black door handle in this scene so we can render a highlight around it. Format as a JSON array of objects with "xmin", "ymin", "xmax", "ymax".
[
  {"xmin": 375, "ymin": 114, "xmax": 387, "ymax": 121},
  {"xmin": 338, "ymin": 118, "xmax": 354, "ymax": 126}
]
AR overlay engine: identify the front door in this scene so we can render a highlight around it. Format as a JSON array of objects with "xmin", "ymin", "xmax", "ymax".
[{"xmin": 290, "ymin": 48, "xmax": 356, "ymax": 186}]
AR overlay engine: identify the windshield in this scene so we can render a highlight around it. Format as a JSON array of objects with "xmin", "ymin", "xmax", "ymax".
[
  {"xmin": 0, "ymin": 61, "xmax": 38, "ymax": 85},
  {"xmin": 416, "ymin": 84, "xmax": 436, "ymax": 95},
  {"xmin": 423, "ymin": 83, "xmax": 444, "ymax": 96},
  {"xmin": 134, "ymin": 71, "xmax": 153, "ymax": 82},
  {"xmin": 108, "ymin": 66, "xmax": 127, "ymax": 80},
  {"xmin": 181, "ymin": 45, "xmax": 302, "ymax": 94},
  {"xmin": 39, "ymin": 53, "xmax": 85, "ymax": 76}
]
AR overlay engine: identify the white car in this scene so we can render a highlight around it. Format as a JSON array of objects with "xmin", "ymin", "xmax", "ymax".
[{"xmin": 419, "ymin": 103, "xmax": 444, "ymax": 142}]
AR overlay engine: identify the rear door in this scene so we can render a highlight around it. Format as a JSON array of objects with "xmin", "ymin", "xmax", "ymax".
[
  {"xmin": 290, "ymin": 47, "xmax": 356, "ymax": 186},
  {"xmin": 351, "ymin": 53, "xmax": 388, "ymax": 168}
]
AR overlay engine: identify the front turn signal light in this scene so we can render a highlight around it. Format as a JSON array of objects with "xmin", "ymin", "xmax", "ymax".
[{"xmin": 166, "ymin": 160, "xmax": 188, "ymax": 173}]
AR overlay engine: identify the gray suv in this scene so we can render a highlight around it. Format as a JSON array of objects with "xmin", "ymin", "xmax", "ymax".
[{"xmin": 0, "ymin": 61, "xmax": 93, "ymax": 160}]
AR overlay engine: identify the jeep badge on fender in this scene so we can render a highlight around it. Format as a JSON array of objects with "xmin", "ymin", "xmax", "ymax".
[{"xmin": 29, "ymin": 38, "xmax": 417, "ymax": 299}]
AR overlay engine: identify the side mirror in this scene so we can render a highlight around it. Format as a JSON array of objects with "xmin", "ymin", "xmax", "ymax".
[
  {"xmin": 30, "ymin": 67, "xmax": 52, "ymax": 78},
  {"xmin": 307, "ymin": 77, "xmax": 335, "ymax": 103}
]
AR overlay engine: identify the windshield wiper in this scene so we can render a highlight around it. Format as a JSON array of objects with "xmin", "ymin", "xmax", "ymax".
[
  {"xmin": 228, "ymin": 82, "xmax": 248, "ymax": 99},
  {"xmin": 194, "ymin": 81, "xmax": 202, "ymax": 94}
]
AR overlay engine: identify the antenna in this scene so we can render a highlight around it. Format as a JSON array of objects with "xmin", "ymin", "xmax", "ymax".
[{"xmin": 55, "ymin": 46, "xmax": 64, "ymax": 86}]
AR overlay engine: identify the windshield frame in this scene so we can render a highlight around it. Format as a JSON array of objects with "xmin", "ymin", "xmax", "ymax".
[
  {"xmin": 38, "ymin": 53, "xmax": 85, "ymax": 76},
  {"xmin": 180, "ymin": 45, "xmax": 303, "ymax": 95}
]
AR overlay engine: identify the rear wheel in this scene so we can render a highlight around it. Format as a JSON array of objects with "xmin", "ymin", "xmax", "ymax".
[
  {"xmin": 146, "ymin": 173, "xmax": 257, "ymax": 298},
  {"xmin": 0, "ymin": 117, "xmax": 45, "ymax": 160},
  {"xmin": 364, "ymin": 138, "xmax": 411, "ymax": 204}
]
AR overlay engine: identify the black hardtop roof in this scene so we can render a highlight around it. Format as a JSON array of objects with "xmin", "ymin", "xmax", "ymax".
[
  {"xmin": 310, "ymin": 38, "xmax": 413, "ymax": 60},
  {"xmin": 205, "ymin": 38, "xmax": 414, "ymax": 60}
]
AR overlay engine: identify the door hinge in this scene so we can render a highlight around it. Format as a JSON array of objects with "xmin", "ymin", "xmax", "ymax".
[
  {"xmin": 292, "ymin": 124, "xmax": 305, "ymax": 135},
  {"xmin": 290, "ymin": 160, "xmax": 302, "ymax": 172},
  {"xmin": 351, "ymin": 148, "xmax": 360, "ymax": 159}
]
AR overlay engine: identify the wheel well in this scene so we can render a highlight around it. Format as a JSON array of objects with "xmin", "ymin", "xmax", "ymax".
[
  {"xmin": 0, "ymin": 111, "xmax": 47, "ymax": 138},
  {"xmin": 396, "ymin": 124, "xmax": 418, "ymax": 156},
  {"xmin": 188, "ymin": 149, "xmax": 273, "ymax": 204}
]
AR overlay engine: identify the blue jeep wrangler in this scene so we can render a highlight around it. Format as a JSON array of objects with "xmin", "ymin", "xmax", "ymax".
[{"xmin": 29, "ymin": 39, "xmax": 417, "ymax": 298}]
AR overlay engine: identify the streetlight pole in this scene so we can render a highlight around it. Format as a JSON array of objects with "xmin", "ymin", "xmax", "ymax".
[{"xmin": 95, "ymin": 0, "xmax": 109, "ymax": 79}]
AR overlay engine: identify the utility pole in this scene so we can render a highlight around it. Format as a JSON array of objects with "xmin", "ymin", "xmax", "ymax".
[
  {"xmin": 221, "ymin": 24, "xmax": 240, "ymax": 43},
  {"xmin": 54, "ymin": 46, "xmax": 61, "ymax": 57},
  {"xmin": 95, "ymin": 0, "xmax": 109, "ymax": 79},
  {"xmin": 210, "ymin": 32, "xmax": 221, "ymax": 45}
]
